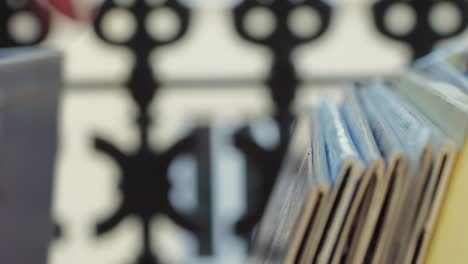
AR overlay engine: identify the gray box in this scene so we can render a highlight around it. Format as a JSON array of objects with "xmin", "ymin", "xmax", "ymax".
[{"xmin": 0, "ymin": 48, "xmax": 62, "ymax": 264}]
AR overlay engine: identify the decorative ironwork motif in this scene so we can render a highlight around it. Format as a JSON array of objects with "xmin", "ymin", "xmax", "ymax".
[
  {"xmin": 232, "ymin": 0, "xmax": 332, "ymax": 238},
  {"xmin": 0, "ymin": 0, "xmax": 50, "ymax": 47},
  {"xmin": 373, "ymin": 0, "xmax": 468, "ymax": 60},
  {"xmin": 92, "ymin": 1, "xmax": 200, "ymax": 263}
]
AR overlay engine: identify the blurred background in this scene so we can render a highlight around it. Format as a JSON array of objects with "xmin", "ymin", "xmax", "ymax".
[{"xmin": 2, "ymin": 0, "xmax": 468, "ymax": 263}]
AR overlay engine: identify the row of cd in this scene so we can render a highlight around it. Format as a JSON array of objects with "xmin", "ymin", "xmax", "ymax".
[{"xmin": 251, "ymin": 44, "xmax": 468, "ymax": 264}]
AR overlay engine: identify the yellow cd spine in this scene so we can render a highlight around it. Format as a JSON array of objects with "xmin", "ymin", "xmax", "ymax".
[{"xmin": 425, "ymin": 141, "xmax": 468, "ymax": 264}]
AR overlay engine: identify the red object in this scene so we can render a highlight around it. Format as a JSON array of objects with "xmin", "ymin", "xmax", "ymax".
[
  {"xmin": 48, "ymin": 0, "xmax": 78, "ymax": 19},
  {"xmin": 46, "ymin": 0, "xmax": 96, "ymax": 21}
]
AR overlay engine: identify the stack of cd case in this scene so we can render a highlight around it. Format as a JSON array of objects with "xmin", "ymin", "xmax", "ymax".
[{"xmin": 250, "ymin": 45, "xmax": 468, "ymax": 264}]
